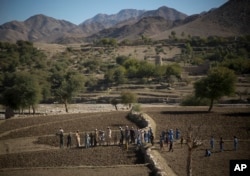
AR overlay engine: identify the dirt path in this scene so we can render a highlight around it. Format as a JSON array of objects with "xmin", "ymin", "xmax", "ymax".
[{"xmin": 142, "ymin": 113, "xmax": 177, "ymax": 176}]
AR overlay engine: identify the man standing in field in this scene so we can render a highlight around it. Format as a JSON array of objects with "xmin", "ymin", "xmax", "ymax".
[
  {"xmin": 130, "ymin": 127, "xmax": 135, "ymax": 144},
  {"xmin": 67, "ymin": 132, "xmax": 72, "ymax": 148},
  {"xmin": 125, "ymin": 126, "xmax": 130, "ymax": 150},
  {"xmin": 148, "ymin": 127, "xmax": 152, "ymax": 143},
  {"xmin": 233, "ymin": 136, "xmax": 238, "ymax": 151},
  {"xmin": 90, "ymin": 132, "xmax": 94, "ymax": 146},
  {"xmin": 180, "ymin": 136, "xmax": 183, "ymax": 148},
  {"xmin": 169, "ymin": 129, "xmax": 174, "ymax": 142},
  {"xmin": 119, "ymin": 127, "xmax": 124, "ymax": 146},
  {"xmin": 150, "ymin": 132, "xmax": 154, "ymax": 146},
  {"xmin": 210, "ymin": 136, "xmax": 215, "ymax": 150},
  {"xmin": 144, "ymin": 130, "xmax": 148, "ymax": 143},
  {"xmin": 176, "ymin": 128, "xmax": 180, "ymax": 140},
  {"xmin": 160, "ymin": 135, "xmax": 164, "ymax": 151},
  {"xmin": 219, "ymin": 137, "xmax": 224, "ymax": 152},
  {"xmin": 58, "ymin": 128, "xmax": 64, "ymax": 148},
  {"xmin": 107, "ymin": 127, "xmax": 112, "ymax": 145},
  {"xmin": 75, "ymin": 130, "xmax": 81, "ymax": 147},
  {"xmin": 169, "ymin": 140, "xmax": 174, "ymax": 152},
  {"xmin": 94, "ymin": 129, "xmax": 98, "ymax": 146}
]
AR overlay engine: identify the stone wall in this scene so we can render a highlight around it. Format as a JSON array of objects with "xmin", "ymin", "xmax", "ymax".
[{"xmin": 128, "ymin": 111, "xmax": 176, "ymax": 176}]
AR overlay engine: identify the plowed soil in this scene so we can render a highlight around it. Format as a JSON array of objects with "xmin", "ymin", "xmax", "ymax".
[
  {"xmin": 0, "ymin": 111, "xmax": 152, "ymax": 176},
  {"xmin": 1, "ymin": 106, "xmax": 250, "ymax": 176},
  {"xmin": 142, "ymin": 106, "xmax": 250, "ymax": 176}
]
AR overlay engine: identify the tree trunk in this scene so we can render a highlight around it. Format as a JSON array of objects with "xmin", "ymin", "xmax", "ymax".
[
  {"xmin": 64, "ymin": 99, "xmax": 68, "ymax": 113},
  {"xmin": 129, "ymin": 103, "xmax": 131, "ymax": 109},
  {"xmin": 5, "ymin": 107, "xmax": 14, "ymax": 119},
  {"xmin": 187, "ymin": 147, "xmax": 193, "ymax": 176},
  {"xmin": 32, "ymin": 105, "xmax": 36, "ymax": 115},
  {"xmin": 208, "ymin": 99, "xmax": 214, "ymax": 112},
  {"xmin": 114, "ymin": 105, "xmax": 118, "ymax": 110}
]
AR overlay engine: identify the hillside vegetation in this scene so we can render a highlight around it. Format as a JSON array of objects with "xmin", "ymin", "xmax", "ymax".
[{"xmin": 0, "ymin": 35, "xmax": 250, "ymax": 116}]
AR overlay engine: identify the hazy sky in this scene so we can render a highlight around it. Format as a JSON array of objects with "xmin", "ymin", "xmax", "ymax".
[{"xmin": 0, "ymin": 0, "xmax": 228, "ymax": 25}]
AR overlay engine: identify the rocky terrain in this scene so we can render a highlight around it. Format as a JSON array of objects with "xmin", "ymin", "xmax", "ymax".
[{"xmin": 1, "ymin": 0, "xmax": 249, "ymax": 43}]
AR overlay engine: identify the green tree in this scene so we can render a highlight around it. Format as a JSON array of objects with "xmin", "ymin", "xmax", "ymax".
[
  {"xmin": 120, "ymin": 91, "xmax": 138, "ymax": 109},
  {"xmin": 141, "ymin": 34, "xmax": 152, "ymax": 44},
  {"xmin": 51, "ymin": 71, "xmax": 85, "ymax": 112},
  {"xmin": 180, "ymin": 43, "xmax": 193, "ymax": 65},
  {"xmin": 154, "ymin": 65, "xmax": 167, "ymax": 82},
  {"xmin": 0, "ymin": 42, "xmax": 19, "ymax": 72},
  {"xmin": 116, "ymin": 55, "xmax": 129, "ymax": 65},
  {"xmin": 122, "ymin": 58, "xmax": 140, "ymax": 79},
  {"xmin": 126, "ymin": 66, "xmax": 138, "ymax": 79},
  {"xmin": 171, "ymin": 30, "xmax": 176, "ymax": 40},
  {"xmin": 221, "ymin": 57, "xmax": 250, "ymax": 74},
  {"xmin": 165, "ymin": 64, "xmax": 182, "ymax": 84},
  {"xmin": 114, "ymin": 66, "xmax": 127, "ymax": 84},
  {"xmin": 122, "ymin": 58, "xmax": 140, "ymax": 70},
  {"xmin": 186, "ymin": 43, "xmax": 193, "ymax": 60},
  {"xmin": 83, "ymin": 59, "xmax": 99, "ymax": 73},
  {"xmin": 194, "ymin": 67, "xmax": 236, "ymax": 112},
  {"xmin": 104, "ymin": 69, "xmax": 115, "ymax": 85},
  {"xmin": 97, "ymin": 38, "xmax": 117, "ymax": 47},
  {"xmin": 137, "ymin": 61, "xmax": 155, "ymax": 80},
  {"xmin": 111, "ymin": 98, "xmax": 119, "ymax": 110},
  {"xmin": 1, "ymin": 72, "xmax": 42, "ymax": 116}
]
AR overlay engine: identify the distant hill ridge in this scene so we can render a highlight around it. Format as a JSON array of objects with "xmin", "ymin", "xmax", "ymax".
[
  {"xmin": 0, "ymin": 0, "xmax": 249, "ymax": 43},
  {"xmin": 152, "ymin": 0, "xmax": 250, "ymax": 40}
]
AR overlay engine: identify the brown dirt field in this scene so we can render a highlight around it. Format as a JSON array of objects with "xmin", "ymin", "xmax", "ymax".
[
  {"xmin": 0, "ymin": 111, "xmax": 135, "ymax": 140},
  {"xmin": 0, "ymin": 146, "xmax": 144, "ymax": 168},
  {"xmin": 1, "ymin": 106, "xmax": 250, "ymax": 176},
  {"xmin": 142, "ymin": 106, "xmax": 250, "ymax": 176},
  {"xmin": 0, "ymin": 110, "xmax": 152, "ymax": 176},
  {"xmin": 0, "ymin": 166, "xmax": 151, "ymax": 176}
]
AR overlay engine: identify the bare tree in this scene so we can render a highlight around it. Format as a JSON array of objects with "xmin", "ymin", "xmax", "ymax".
[{"xmin": 186, "ymin": 124, "xmax": 203, "ymax": 176}]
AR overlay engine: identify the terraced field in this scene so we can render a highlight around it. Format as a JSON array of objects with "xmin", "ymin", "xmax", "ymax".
[
  {"xmin": 0, "ymin": 105, "xmax": 249, "ymax": 176},
  {"xmin": 0, "ymin": 111, "xmax": 152, "ymax": 176}
]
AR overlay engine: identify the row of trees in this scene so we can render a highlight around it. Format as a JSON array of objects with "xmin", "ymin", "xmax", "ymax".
[
  {"xmin": 111, "ymin": 66, "xmax": 237, "ymax": 112},
  {"xmin": 104, "ymin": 55, "xmax": 182, "ymax": 85},
  {"xmin": 0, "ymin": 39, "xmax": 240, "ymax": 117},
  {"xmin": 179, "ymin": 36, "xmax": 250, "ymax": 74},
  {"xmin": 0, "ymin": 41, "xmax": 86, "ymax": 117}
]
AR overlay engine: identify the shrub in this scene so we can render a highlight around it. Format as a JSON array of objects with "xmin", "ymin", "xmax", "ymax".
[
  {"xmin": 181, "ymin": 94, "xmax": 210, "ymax": 106},
  {"xmin": 132, "ymin": 104, "xmax": 141, "ymax": 112}
]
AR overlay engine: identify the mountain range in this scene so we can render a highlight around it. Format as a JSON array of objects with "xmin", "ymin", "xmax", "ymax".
[{"xmin": 0, "ymin": 0, "xmax": 249, "ymax": 44}]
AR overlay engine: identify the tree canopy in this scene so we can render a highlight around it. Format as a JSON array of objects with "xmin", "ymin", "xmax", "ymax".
[
  {"xmin": 120, "ymin": 91, "xmax": 138, "ymax": 109},
  {"xmin": 194, "ymin": 67, "xmax": 236, "ymax": 112},
  {"xmin": 1, "ymin": 72, "xmax": 42, "ymax": 113},
  {"xmin": 51, "ymin": 71, "xmax": 85, "ymax": 112}
]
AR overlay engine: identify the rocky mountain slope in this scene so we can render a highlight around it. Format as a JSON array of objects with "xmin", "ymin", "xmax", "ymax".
[
  {"xmin": 152, "ymin": 0, "xmax": 250, "ymax": 39},
  {"xmin": 0, "ymin": 6, "xmax": 187, "ymax": 43},
  {"xmin": 79, "ymin": 9, "xmax": 146, "ymax": 35},
  {"xmin": 86, "ymin": 16, "xmax": 175, "ymax": 41},
  {"xmin": 0, "ymin": 14, "xmax": 84, "ymax": 43},
  {"xmin": 0, "ymin": 0, "xmax": 249, "ymax": 43},
  {"xmin": 81, "ymin": 6, "xmax": 187, "ymax": 41}
]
